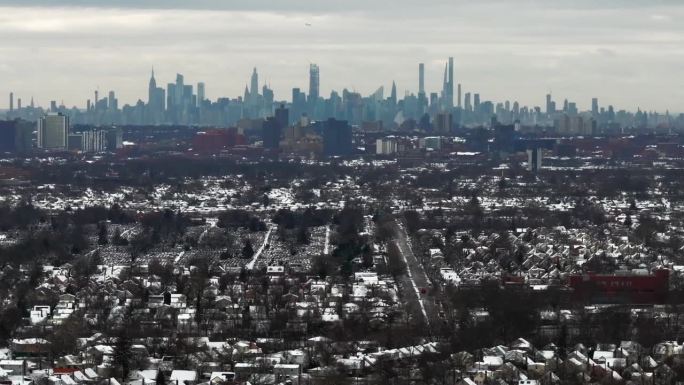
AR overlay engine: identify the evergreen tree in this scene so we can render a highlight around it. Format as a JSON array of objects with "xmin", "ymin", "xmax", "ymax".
[
  {"xmin": 155, "ymin": 370, "xmax": 166, "ymax": 385},
  {"xmin": 296, "ymin": 225, "xmax": 310, "ymax": 245},
  {"xmin": 242, "ymin": 239, "xmax": 255, "ymax": 259},
  {"xmin": 112, "ymin": 327, "xmax": 132, "ymax": 381},
  {"xmin": 98, "ymin": 222, "xmax": 109, "ymax": 245}
]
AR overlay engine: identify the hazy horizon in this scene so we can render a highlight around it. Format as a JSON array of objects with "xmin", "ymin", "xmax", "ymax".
[{"xmin": 1, "ymin": 0, "xmax": 682, "ymax": 112}]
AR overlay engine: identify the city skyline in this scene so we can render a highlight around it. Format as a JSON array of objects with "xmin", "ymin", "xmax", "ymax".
[
  {"xmin": 0, "ymin": 1, "xmax": 682, "ymax": 112},
  {"xmin": 2, "ymin": 63, "xmax": 679, "ymax": 116}
]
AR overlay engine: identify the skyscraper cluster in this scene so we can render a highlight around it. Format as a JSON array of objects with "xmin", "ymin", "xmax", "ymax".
[{"xmin": 4, "ymin": 59, "xmax": 677, "ymax": 133}]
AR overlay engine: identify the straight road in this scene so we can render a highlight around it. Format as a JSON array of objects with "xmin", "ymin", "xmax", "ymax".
[
  {"xmin": 393, "ymin": 219, "xmax": 438, "ymax": 332},
  {"xmin": 246, "ymin": 226, "xmax": 274, "ymax": 270}
]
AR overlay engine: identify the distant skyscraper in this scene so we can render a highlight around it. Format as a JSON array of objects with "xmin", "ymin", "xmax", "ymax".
[
  {"xmin": 275, "ymin": 104, "xmax": 289, "ymax": 130},
  {"xmin": 197, "ymin": 82, "xmax": 206, "ymax": 106},
  {"xmin": 108, "ymin": 91, "xmax": 117, "ymax": 111},
  {"xmin": 175, "ymin": 73, "xmax": 184, "ymax": 106},
  {"xmin": 447, "ymin": 57, "xmax": 454, "ymax": 108},
  {"xmin": 309, "ymin": 64, "xmax": 320, "ymax": 103},
  {"xmin": 250, "ymin": 68, "xmax": 259, "ymax": 98},
  {"xmin": 430, "ymin": 93, "xmax": 438, "ymax": 109},
  {"xmin": 546, "ymin": 94, "xmax": 553, "ymax": 114},
  {"xmin": 442, "ymin": 63, "xmax": 448, "ymax": 100},
  {"xmin": 183, "ymin": 84, "xmax": 193, "ymax": 108},
  {"xmin": 167, "ymin": 83, "xmax": 176, "ymax": 111},
  {"xmin": 457, "ymin": 84, "xmax": 462, "ymax": 108},
  {"xmin": 17, "ymin": 98, "xmax": 21, "ymax": 110},
  {"xmin": 261, "ymin": 85, "xmax": 273, "ymax": 114},
  {"xmin": 464, "ymin": 93, "xmax": 471, "ymax": 111},
  {"xmin": 474, "ymin": 93, "xmax": 481, "ymax": 112},
  {"xmin": 592, "ymin": 98, "xmax": 599, "ymax": 115},
  {"xmin": 37, "ymin": 113, "xmax": 69, "ymax": 150},
  {"xmin": 148, "ymin": 68, "xmax": 156, "ymax": 105},
  {"xmin": 418, "ymin": 63, "xmax": 425, "ymax": 95},
  {"xmin": 9, "ymin": 93, "xmax": 13, "ymax": 112},
  {"xmin": 148, "ymin": 69, "xmax": 165, "ymax": 123},
  {"xmin": 390, "ymin": 81, "xmax": 397, "ymax": 105}
]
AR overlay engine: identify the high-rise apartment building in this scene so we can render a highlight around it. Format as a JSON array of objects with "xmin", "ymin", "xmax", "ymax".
[
  {"xmin": 37, "ymin": 113, "xmax": 69, "ymax": 150},
  {"xmin": 323, "ymin": 118, "xmax": 352, "ymax": 156}
]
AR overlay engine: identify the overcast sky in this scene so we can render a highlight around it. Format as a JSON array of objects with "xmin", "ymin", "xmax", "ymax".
[{"xmin": 0, "ymin": 0, "xmax": 682, "ymax": 112}]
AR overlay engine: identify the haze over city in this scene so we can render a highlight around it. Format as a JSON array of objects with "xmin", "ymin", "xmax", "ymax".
[{"xmin": 1, "ymin": 0, "xmax": 683, "ymax": 111}]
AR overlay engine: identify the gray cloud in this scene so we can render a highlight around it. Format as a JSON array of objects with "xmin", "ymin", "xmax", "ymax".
[{"xmin": 4, "ymin": 0, "xmax": 683, "ymax": 11}]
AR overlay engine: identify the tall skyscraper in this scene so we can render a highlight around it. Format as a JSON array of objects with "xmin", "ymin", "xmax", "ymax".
[
  {"xmin": 546, "ymin": 94, "xmax": 553, "ymax": 114},
  {"xmin": 37, "ymin": 113, "xmax": 69, "ymax": 150},
  {"xmin": 148, "ymin": 68, "xmax": 156, "ymax": 105},
  {"xmin": 442, "ymin": 63, "xmax": 448, "ymax": 100},
  {"xmin": 309, "ymin": 64, "xmax": 320, "ymax": 103},
  {"xmin": 250, "ymin": 68, "xmax": 259, "ymax": 99},
  {"xmin": 457, "ymin": 84, "xmax": 462, "ymax": 108},
  {"xmin": 147, "ymin": 68, "xmax": 165, "ymax": 123},
  {"xmin": 464, "ymin": 93, "xmax": 472, "ymax": 111},
  {"xmin": 108, "ymin": 91, "xmax": 117, "ymax": 111},
  {"xmin": 183, "ymin": 85, "xmax": 193, "ymax": 107},
  {"xmin": 9, "ymin": 93, "xmax": 13, "ymax": 112},
  {"xmin": 390, "ymin": 81, "xmax": 397, "ymax": 105},
  {"xmin": 175, "ymin": 73, "xmax": 184, "ymax": 106},
  {"xmin": 418, "ymin": 63, "xmax": 425, "ymax": 95},
  {"xmin": 167, "ymin": 83, "xmax": 176, "ymax": 109},
  {"xmin": 591, "ymin": 98, "xmax": 599, "ymax": 115},
  {"xmin": 197, "ymin": 82, "xmax": 206, "ymax": 106},
  {"xmin": 447, "ymin": 57, "xmax": 454, "ymax": 108}
]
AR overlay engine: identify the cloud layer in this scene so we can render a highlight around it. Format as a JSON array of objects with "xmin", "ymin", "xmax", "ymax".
[{"xmin": 0, "ymin": 1, "xmax": 682, "ymax": 112}]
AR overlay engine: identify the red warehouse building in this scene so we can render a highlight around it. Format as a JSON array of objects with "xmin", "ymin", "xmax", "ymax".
[{"xmin": 568, "ymin": 269, "xmax": 669, "ymax": 304}]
